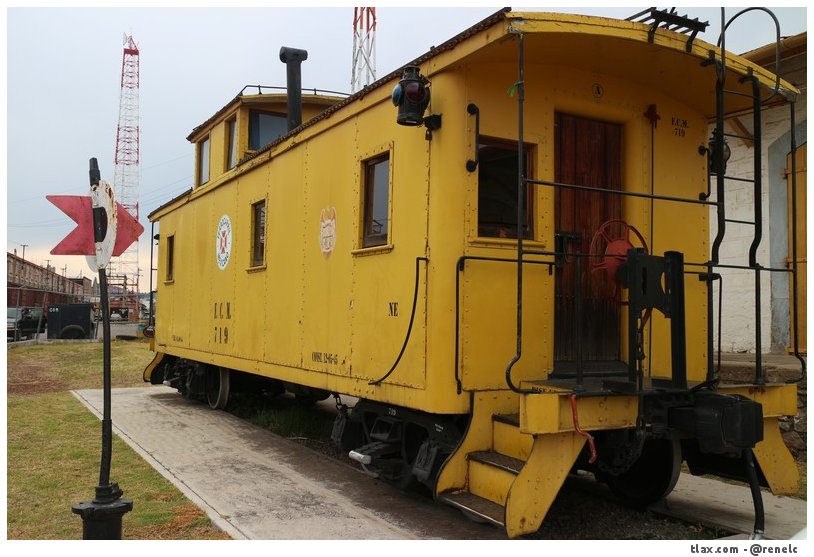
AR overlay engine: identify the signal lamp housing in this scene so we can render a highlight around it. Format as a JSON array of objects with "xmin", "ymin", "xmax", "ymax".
[
  {"xmin": 392, "ymin": 66, "xmax": 431, "ymax": 126},
  {"xmin": 705, "ymin": 130, "xmax": 731, "ymax": 175}
]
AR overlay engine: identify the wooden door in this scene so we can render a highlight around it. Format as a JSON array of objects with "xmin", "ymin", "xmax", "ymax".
[
  {"xmin": 554, "ymin": 113, "xmax": 623, "ymax": 371},
  {"xmin": 787, "ymin": 144, "xmax": 806, "ymax": 353}
]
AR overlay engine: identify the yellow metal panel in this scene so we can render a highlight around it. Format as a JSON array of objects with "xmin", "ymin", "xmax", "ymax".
[
  {"xmin": 493, "ymin": 420, "xmax": 533, "ymax": 461},
  {"xmin": 300, "ymin": 133, "xmax": 355, "ymax": 378},
  {"xmin": 142, "ymin": 351, "xmax": 165, "ymax": 382},
  {"xmin": 718, "ymin": 383, "xmax": 798, "ymax": 417},
  {"xmin": 200, "ymin": 183, "xmax": 238, "ymax": 359},
  {"xmin": 156, "ymin": 209, "xmax": 197, "ymax": 352},
  {"xmin": 504, "ymin": 431, "xmax": 584, "ymax": 538},
  {"xmin": 520, "ymin": 384, "xmax": 796, "ymax": 435},
  {"xmin": 420, "ymin": 70, "xmax": 474, "ymax": 405},
  {"xmin": 461, "ymin": 260, "xmax": 551, "ymax": 390},
  {"xmin": 520, "ymin": 391, "xmax": 637, "ymax": 434},
  {"xmin": 231, "ymin": 176, "xmax": 267, "ymax": 366},
  {"xmin": 645, "ymin": 102, "xmax": 709, "ymax": 381},
  {"xmin": 753, "ymin": 417, "xmax": 800, "ymax": 495},
  {"xmin": 348, "ymin": 105, "xmax": 432, "ymax": 389},
  {"xmin": 469, "ymin": 460, "xmax": 514, "ymax": 505},
  {"xmin": 351, "ymin": 255, "xmax": 427, "ymax": 387},
  {"xmin": 259, "ymin": 152, "xmax": 306, "ymax": 369},
  {"xmin": 787, "ymin": 145, "xmax": 806, "ymax": 352}
]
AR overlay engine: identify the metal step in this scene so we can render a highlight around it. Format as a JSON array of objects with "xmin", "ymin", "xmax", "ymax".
[
  {"xmin": 348, "ymin": 440, "xmax": 395, "ymax": 465},
  {"xmin": 439, "ymin": 491, "xmax": 505, "ymax": 528},
  {"xmin": 469, "ymin": 450, "xmax": 525, "ymax": 475}
]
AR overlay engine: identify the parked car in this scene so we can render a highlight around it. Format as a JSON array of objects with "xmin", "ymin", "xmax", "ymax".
[{"xmin": 7, "ymin": 307, "xmax": 47, "ymax": 341}]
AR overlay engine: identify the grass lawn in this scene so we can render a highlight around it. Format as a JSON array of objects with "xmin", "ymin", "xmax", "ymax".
[{"xmin": 6, "ymin": 339, "xmax": 230, "ymax": 540}]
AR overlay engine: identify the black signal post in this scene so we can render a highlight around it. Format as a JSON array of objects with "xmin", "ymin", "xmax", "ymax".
[{"xmin": 70, "ymin": 158, "xmax": 133, "ymax": 539}]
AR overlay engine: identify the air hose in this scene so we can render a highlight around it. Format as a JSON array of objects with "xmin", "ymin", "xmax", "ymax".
[{"xmin": 744, "ymin": 449, "xmax": 765, "ymax": 539}]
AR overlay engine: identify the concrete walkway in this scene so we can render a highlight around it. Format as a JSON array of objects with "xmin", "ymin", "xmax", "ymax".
[
  {"xmin": 72, "ymin": 386, "xmax": 806, "ymax": 540},
  {"xmin": 651, "ymin": 475, "xmax": 806, "ymax": 540},
  {"xmin": 73, "ymin": 386, "xmax": 428, "ymax": 539}
]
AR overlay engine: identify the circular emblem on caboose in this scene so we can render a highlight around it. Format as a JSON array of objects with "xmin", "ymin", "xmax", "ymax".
[{"xmin": 215, "ymin": 214, "xmax": 233, "ymax": 270}]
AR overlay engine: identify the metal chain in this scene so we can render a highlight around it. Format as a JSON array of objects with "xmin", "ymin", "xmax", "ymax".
[{"xmin": 333, "ymin": 393, "xmax": 348, "ymax": 415}]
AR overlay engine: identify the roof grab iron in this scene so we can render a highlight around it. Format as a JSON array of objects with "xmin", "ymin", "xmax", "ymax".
[{"xmin": 627, "ymin": 7, "xmax": 709, "ymax": 52}]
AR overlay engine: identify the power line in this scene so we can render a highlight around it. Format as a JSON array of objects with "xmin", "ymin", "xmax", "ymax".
[{"xmin": 7, "ymin": 152, "xmax": 192, "ymax": 206}]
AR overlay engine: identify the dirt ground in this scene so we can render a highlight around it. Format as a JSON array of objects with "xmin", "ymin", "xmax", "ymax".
[{"xmin": 7, "ymin": 355, "xmax": 69, "ymax": 395}]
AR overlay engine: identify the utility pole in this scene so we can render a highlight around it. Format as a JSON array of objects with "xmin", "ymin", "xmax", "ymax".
[{"xmin": 20, "ymin": 244, "xmax": 28, "ymax": 260}]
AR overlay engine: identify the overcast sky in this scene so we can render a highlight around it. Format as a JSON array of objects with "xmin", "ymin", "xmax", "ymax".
[{"xmin": 3, "ymin": 3, "xmax": 808, "ymax": 291}]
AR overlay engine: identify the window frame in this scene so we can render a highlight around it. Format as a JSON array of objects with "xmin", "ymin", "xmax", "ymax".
[
  {"xmin": 226, "ymin": 117, "xmax": 238, "ymax": 170},
  {"xmin": 476, "ymin": 137, "xmax": 535, "ymax": 240},
  {"xmin": 361, "ymin": 152, "xmax": 392, "ymax": 249},
  {"xmin": 248, "ymin": 109, "xmax": 288, "ymax": 151},
  {"xmin": 197, "ymin": 135, "xmax": 211, "ymax": 186},
  {"xmin": 165, "ymin": 234, "xmax": 175, "ymax": 283},
  {"xmin": 250, "ymin": 199, "xmax": 267, "ymax": 269}
]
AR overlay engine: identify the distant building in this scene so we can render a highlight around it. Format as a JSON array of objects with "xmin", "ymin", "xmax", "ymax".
[{"xmin": 6, "ymin": 251, "xmax": 91, "ymax": 308}]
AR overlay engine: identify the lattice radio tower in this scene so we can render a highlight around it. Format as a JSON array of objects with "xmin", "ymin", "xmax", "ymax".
[
  {"xmin": 351, "ymin": 7, "xmax": 377, "ymax": 93},
  {"xmin": 111, "ymin": 34, "xmax": 141, "ymax": 306}
]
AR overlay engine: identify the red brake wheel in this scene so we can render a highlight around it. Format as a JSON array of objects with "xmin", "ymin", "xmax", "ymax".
[{"xmin": 589, "ymin": 219, "xmax": 648, "ymax": 301}]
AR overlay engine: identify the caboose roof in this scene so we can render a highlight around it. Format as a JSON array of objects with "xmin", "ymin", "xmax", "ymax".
[
  {"xmin": 485, "ymin": 10, "xmax": 798, "ymax": 115},
  {"xmin": 247, "ymin": 7, "xmax": 798, "ymax": 158},
  {"xmin": 150, "ymin": 8, "xmax": 798, "ymax": 221}
]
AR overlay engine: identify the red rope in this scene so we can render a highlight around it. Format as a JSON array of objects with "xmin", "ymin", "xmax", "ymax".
[{"xmin": 570, "ymin": 394, "xmax": 597, "ymax": 463}]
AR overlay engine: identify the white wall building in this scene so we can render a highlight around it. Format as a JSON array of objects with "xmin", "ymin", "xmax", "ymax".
[{"xmin": 713, "ymin": 32, "xmax": 806, "ymax": 354}]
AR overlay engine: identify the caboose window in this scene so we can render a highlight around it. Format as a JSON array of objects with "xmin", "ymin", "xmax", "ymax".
[
  {"xmin": 249, "ymin": 110, "xmax": 288, "ymax": 150},
  {"xmin": 166, "ymin": 235, "xmax": 175, "ymax": 282},
  {"xmin": 197, "ymin": 137, "xmax": 210, "ymax": 186},
  {"xmin": 477, "ymin": 139, "xmax": 533, "ymax": 239},
  {"xmin": 251, "ymin": 200, "xmax": 266, "ymax": 267},
  {"xmin": 362, "ymin": 154, "xmax": 390, "ymax": 248},
  {"xmin": 226, "ymin": 118, "xmax": 238, "ymax": 169}
]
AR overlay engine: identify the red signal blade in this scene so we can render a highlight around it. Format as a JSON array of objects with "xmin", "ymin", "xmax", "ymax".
[
  {"xmin": 47, "ymin": 195, "xmax": 144, "ymax": 256},
  {"xmin": 47, "ymin": 195, "xmax": 95, "ymax": 256}
]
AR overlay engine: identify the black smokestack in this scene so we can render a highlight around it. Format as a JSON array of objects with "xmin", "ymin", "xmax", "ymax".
[{"xmin": 279, "ymin": 46, "xmax": 308, "ymax": 131}]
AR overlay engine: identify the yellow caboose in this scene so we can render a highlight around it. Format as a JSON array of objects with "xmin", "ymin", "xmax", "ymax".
[{"xmin": 144, "ymin": 9, "xmax": 801, "ymax": 537}]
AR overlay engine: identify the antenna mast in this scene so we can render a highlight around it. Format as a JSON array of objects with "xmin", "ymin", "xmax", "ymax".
[
  {"xmin": 351, "ymin": 7, "xmax": 377, "ymax": 93},
  {"xmin": 111, "ymin": 34, "xmax": 141, "ymax": 318}
]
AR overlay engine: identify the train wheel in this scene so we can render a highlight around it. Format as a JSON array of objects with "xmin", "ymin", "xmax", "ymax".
[
  {"xmin": 398, "ymin": 424, "xmax": 427, "ymax": 492},
  {"xmin": 603, "ymin": 437, "xmax": 681, "ymax": 509},
  {"xmin": 206, "ymin": 366, "xmax": 230, "ymax": 410}
]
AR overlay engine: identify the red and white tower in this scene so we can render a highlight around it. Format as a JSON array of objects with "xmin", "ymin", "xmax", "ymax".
[
  {"xmin": 351, "ymin": 8, "xmax": 377, "ymax": 93},
  {"xmin": 111, "ymin": 34, "xmax": 141, "ymax": 314}
]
